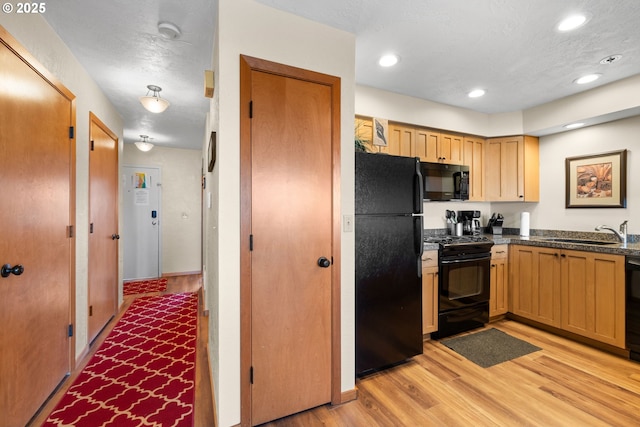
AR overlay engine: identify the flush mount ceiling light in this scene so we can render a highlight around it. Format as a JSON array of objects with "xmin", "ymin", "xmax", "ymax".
[
  {"xmin": 134, "ymin": 135, "xmax": 154, "ymax": 152},
  {"xmin": 468, "ymin": 89, "xmax": 486, "ymax": 98},
  {"xmin": 139, "ymin": 85, "xmax": 170, "ymax": 113},
  {"xmin": 574, "ymin": 73, "xmax": 601, "ymax": 84},
  {"xmin": 378, "ymin": 54, "xmax": 399, "ymax": 67},
  {"xmin": 557, "ymin": 14, "xmax": 588, "ymax": 32},
  {"xmin": 564, "ymin": 122, "xmax": 585, "ymax": 129},
  {"xmin": 158, "ymin": 22, "xmax": 181, "ymax": 40}
]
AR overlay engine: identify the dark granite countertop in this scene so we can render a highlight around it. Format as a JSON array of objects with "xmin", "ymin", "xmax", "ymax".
[{"xmin": 423, "ymin": 229, "xmax": 640, "ymax": 256}]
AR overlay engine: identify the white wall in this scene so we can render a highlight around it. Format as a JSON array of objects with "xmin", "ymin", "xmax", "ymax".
[
  {"xmin": 208, "ymin": 1, "xmax": 356, "ymax": 425},
  {"xmin": 123, "ymin": 144, "xmax": 202, "ymax": 274},
  {"xmin": 0, "ymin": 16, "xmax": 123, "ymax": 359}
]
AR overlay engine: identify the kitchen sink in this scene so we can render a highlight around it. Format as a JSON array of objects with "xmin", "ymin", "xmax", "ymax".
[{"xmin": 542, "ymin": 238, "xmax": 617, "ymax": 245}]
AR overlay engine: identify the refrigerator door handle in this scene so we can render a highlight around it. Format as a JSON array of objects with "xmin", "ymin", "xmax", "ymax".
[
  {"xmin": 414, "ymin": 158, "xmax": 424, "ymax": 214},
  {"xmin": 414, "ymin": 215, "xmax": 424, "ymax": 256}
]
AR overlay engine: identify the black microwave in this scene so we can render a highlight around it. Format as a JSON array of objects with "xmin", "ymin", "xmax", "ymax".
[{"xmin": 420, "ymin": 162, "xmax": 469, "ymax": 201}]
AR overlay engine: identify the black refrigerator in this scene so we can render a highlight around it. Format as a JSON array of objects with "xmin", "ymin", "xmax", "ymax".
[{"xmin": 355, "ymin": 151, "xmax": 424, "ymax": 376}]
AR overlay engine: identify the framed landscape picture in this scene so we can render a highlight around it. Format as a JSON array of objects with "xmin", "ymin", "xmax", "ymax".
[{"xmin": 565, "ymin": 149, "xmax": 627, "ymax": 208}]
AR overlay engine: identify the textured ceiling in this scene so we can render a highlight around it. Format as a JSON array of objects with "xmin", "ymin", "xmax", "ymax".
[
  {"xmin": 43, "ymin": 0, "xmax": 215, "ymax": 150},
  {"xmin": 43, "ymin": 1, "xmax": 640, "ymax": 150},
  {"xmin": 257, "ymin": 0, "xmax": 640, "ymax": 114}
]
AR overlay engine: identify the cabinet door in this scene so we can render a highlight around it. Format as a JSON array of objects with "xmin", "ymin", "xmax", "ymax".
[
  {"xmin": 484, "ymin": 138, "xmax": 503, "ymax": 200},
  {"xmin": 385, "ymin": 124, "xmax": 414, "ymax": 157},
  {"xmin": 490, "ymin": 245, "xmax": 508, "ymax": 317},
  {"xmin": 510, "ymin": 245, "xmax": 561, "ymax": 327},
  {"xmin": 561, "ymin": 250, "xmax": 625, "ymax": 348},
  {"xmin": 414, "ymin": 128, "xmax": 439, "ymax": 162},
  {"xmin": 439, "ymin": 133, "xmax": 464, "ymax": 165},
  {"xmin": 422, "ymin": 251, "xmax": 439, "ymax": 334},
  {"xmin": 463, "ymin": 136, "xmax": 485, "ymax": 201},
  {"xmin": 355, "ymin": 117, "xmax": 379, "ymax": 153},
  {"xmin": 485, "ymin": 136, "xmax": 539, "ymax": 202}
]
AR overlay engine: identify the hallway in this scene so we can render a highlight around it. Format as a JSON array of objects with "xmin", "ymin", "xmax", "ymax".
[{"xmin": 28, "ymin": 275, "xmax": 215, "ymax": 427}]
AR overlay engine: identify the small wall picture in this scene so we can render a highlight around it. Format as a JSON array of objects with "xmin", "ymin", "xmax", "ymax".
[
  {"xmin": 373, "ymin": 117, "xmax": 388, "ymax": 147},
  {"xmin": 565, "ymin": 149, "xmax": 627, "ymax": 208}
]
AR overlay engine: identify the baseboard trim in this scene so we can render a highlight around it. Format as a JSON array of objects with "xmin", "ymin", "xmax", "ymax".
[
  {"xmin": 162, "ymin": 270, "xmax": 202, "ymax": 277},
  {"xmin": 336, "ymin": 387, "xmax": 358, "ymax": 405}
]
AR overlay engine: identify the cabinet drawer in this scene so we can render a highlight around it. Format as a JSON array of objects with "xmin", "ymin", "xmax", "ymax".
[
  {"xmin": 491, "ymin": 245, "xmax": 508, "ymax": 259},
  {"xmin": 422, "ymin": 250, "xmax": 438, "ymax": 268}
]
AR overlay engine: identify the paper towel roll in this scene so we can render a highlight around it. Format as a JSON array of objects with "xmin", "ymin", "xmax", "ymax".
[{"xmin": 520, "ymin": 212, "xmax": 530, "ymax": 237}]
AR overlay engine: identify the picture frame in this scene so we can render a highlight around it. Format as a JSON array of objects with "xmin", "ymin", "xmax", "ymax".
[
  {"xmin": 565, "ymin": 149, "xmax": 627, "ymax": 208},
  {"xmin": 208, "ymin": 131, "xmax": 216, "ymax": 172},
  {"xmin": 372, "ymin": 117, "xmax": 388, "ymax": 147}
]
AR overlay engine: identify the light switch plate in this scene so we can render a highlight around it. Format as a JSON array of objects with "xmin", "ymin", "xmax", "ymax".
[{"xmin": 343, "ymin": 214, "xmax": 354, "ymax": 232}]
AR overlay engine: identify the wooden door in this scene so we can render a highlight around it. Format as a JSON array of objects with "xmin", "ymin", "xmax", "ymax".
[
  {"xmin": 0, "ymin": 28, "xmax": 74, "ymax": 427},
  {"xmin": 240, "ymin": 56, "xmax": 340, "ymax": 426},
  {"xmin": 88, "ymin": 113, "xmax": 118, "ymax": 343}
]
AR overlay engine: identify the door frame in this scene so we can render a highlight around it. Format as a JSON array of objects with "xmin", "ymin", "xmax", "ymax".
[{"xmin": 239, "ymin": 54, "xmax": 342, "ymax": 425}]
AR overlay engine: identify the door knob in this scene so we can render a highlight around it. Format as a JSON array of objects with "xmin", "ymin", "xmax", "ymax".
[
  {"xmin": 317, "ymin": 257, "xmax": 331, "ymax": 268},
  {"xmin": 111, "ymin": 234, "xmax": 120, "ymax": 240},
  {"xmin": 1, "ymin": 264, "xmax": 24, "ymax": 278}
]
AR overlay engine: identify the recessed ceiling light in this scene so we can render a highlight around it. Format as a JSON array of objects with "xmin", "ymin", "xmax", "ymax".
[
  {"xmin": 574, "ymin": 74, "xmax": 601, "ymax": 84},
  {"xmin": 558, "ymin": 14, "xmax": 587, "ymax": 32},
  {"xmin": 378, "ymin": 54, "xmax": 399, "ymax": 67},
  {"xmin": 468, "ymin": 89, "xmax": 486, "ymax": 98},
  {"xmin": 564, "ymin": 122, "xmax": 585, "ymax": 129}
]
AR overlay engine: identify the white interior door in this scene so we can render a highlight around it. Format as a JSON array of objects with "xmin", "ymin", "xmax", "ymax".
[{"xmin": 123, "ymin": 166, "xmax": 161, "ymax": 280}]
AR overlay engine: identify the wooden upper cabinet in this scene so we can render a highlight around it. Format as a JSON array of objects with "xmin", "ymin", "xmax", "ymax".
[
  {"xmin": 355, "ymin": 117, "xmax": 379, "ymax": 153},
  {"xmin": 414, "ymin": 128, "xmax": 439, "ymax": 162},
  {"xmin": 485, "ymin": 135, "xmax": 539, "ymax": 202},
  {"xmin": 463, "ymin": 136, "xmax": 485, "ymax": 201},
  {"xmin": 439, "ymin": 133, "xmax": 464, "ymax": 165},
  {"xmin": 385, "ymin": 123, "xmax": 414, "ymax": 157}
]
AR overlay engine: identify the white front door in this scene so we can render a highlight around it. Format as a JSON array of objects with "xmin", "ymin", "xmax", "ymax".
[{"xmin": 123, "ymin": 166, "xmax": 161, "ymax": 280}]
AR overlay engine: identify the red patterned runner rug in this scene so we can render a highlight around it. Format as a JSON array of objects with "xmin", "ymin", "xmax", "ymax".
[
  {"xmin": 43, "ymin": 292, "xmax": 198, "ymax": 427},
  {"xmin": 123, "ymin": 278, "xmax": 169, "ymax": 296}
]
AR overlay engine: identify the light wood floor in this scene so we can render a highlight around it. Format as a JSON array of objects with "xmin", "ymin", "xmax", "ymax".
[
  {"xmin": 262, "ymin": 320, "xmax": 640, "ymax": 427},
  {"xmin": 28, "ymin": 274, "xmax": 216, "ymax": 427}
]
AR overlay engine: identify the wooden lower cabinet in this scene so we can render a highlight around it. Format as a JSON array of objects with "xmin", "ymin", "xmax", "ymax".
[
  {"xmin": 510, "ymin": 245, "xmax": 562, "ymax": 327},
  {"xmin": 490, "ymin": 245, "xmax": 509, "ymax": 317},
  {"xmin": 422, "ymin": 250, "xmax": 439, "ymax": 334},
  {"xmin": 561, "ymin": 250, "xmax": 625, "ymax": 348},
  {"xmin": 510, "ymin": 245, "xmax": 626, "ymax": 348}
]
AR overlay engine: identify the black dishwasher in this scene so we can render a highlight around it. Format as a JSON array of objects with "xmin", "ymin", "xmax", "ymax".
[{"xmin": 626, "ymin": 256, "xmax": 640, "ymax": 361}]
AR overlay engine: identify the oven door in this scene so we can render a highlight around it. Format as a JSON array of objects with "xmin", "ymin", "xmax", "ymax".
[{"xmin": 439, "ymin": 252, "xmax": 491, "ymax": 312}]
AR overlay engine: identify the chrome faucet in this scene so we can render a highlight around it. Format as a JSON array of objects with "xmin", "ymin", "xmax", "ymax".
[{"xmin": 595, "ymin": 220, "xmax": 628, "ymax": 245}]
